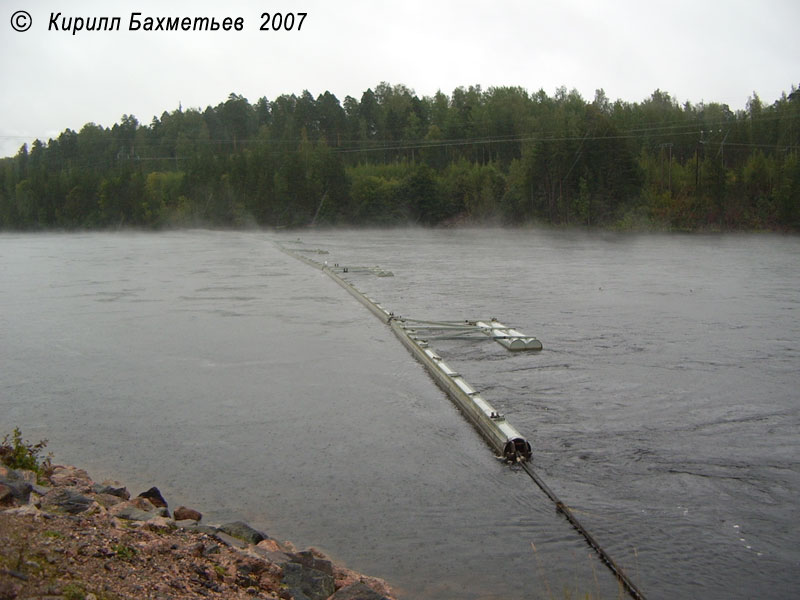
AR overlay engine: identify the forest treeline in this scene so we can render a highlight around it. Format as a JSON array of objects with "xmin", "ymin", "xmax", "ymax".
[{"xmin": 1, "ymin": 82, "xmax": 799, "ymax": 230}]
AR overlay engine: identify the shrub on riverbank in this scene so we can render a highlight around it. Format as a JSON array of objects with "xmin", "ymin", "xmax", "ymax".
[{"xmin": 0, "ymin": 427, "xmax": 52, "ymax": 481}]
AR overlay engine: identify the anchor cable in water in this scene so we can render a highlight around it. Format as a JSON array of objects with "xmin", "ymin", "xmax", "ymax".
[{"xmin": 520, "ymin": 461, "xmax": 647, "ymax": 600}]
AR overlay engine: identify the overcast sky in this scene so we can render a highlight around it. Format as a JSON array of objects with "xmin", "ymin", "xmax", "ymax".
[{"xmin": 1, "ymin": 0, "xmax": 797, "ymax": 158}]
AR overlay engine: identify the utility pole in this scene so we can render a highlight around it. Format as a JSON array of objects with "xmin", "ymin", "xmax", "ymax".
[
  {"xmin": 716, "ymin": 130, "xmax": 729, "ymax": 167},
  {"xmin": 696, "ymin": 130, "xmax": 706, "ymax": 197},
  {"xmin": 668, "ymin": 143, "xmax": 672, "ymax": 193},
  {"xmin": 659, "ymin": 143, "xmax": 673, "ymax": 193}
]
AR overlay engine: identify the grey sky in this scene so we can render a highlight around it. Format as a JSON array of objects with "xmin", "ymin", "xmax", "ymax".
[{"xmin": 1, "ymin": 0, "xmax": 797, "ymax": 158}]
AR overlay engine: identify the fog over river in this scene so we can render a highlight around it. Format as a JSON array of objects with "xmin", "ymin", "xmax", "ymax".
[{"xmin": 2, "ymin": 228, "xmax": 798, "ymax": 599}]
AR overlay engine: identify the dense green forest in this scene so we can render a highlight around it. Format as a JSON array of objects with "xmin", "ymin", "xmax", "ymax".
[{"xmin": 2, "ymin": 82, "xmax": 799, "ymax": 230}]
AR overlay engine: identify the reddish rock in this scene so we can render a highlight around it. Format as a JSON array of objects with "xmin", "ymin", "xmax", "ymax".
[
  {"xmin": 109, "ymin": 498, "xmax": 169, "ymax": 520},
  {"xmin": 256, "ymin": 538, "xmax": 283, "ymax": 553},
  {"xmin": 49, "ymin": 465, "xmax": 92, "ymax": 488},
  {"xmin": 334, "ymin": 566, "xmax": 395, "ymax": 599},
  {"xmin": 130, "ymin": 496, "xmax": 158, "ymax": 511},
  {"xmin": 173, "ymin": 506, "xmax": 202, "ymax": 522}
]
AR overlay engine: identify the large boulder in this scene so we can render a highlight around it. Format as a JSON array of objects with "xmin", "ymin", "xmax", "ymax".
[
  {"xmin": 281, "ymin": 562, "xmax": 336, "ymax": 600},
  {"xmin": 92, "ymin": 481, "xmax": 130, "ymax": 499},
  {"xmin": 329, "ymin": 582, "xmax": 392, "ymax": 600},
  {"xmin": 110, "ymin": 504, "xmax": 161, "ymax": 522},
  {"xmin": 290, "ymin": 550, "xmax": 334, "ymax": 576},
  {"xmin": 218, "ymin": 521, "xmax": 266, "ymax": 545},
  {"xmin": 42, "ymin": 487, "xmax": 92, "ymax": 514}
]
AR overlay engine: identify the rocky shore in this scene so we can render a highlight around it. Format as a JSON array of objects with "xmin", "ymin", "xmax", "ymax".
[{"xmin": 0, "ymin": 464, "xmax": 396, "ymax": 600}]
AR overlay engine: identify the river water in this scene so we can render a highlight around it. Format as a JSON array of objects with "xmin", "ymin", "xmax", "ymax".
[{"xmin": 1, "ymin": 228, "xmax": 798, "ymax": 599}]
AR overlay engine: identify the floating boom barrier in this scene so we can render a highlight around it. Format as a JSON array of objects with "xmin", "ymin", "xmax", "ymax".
[
  {"xmin": 277, "ymin": 241, "xmax": 647, "ymax": 600},
  {"xmin": 277, "ymin": 242, "xmax": 535, "ymax": 462}
]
